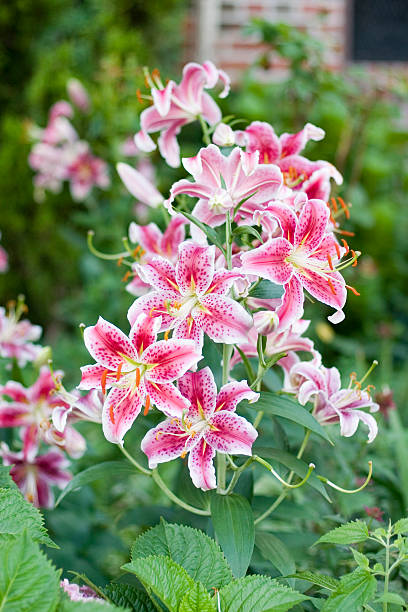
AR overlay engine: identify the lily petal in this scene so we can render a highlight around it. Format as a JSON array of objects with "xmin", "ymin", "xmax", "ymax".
[
  {"xmin": 145, "ymin": 380, "xmax": 190, "ymax": 417},
  {"xmin": 205, "ymin": 411, "xmax": 258, "ymax": 455},
  {"xmin": 142, "ymin": 339, "xmax": 201, "ymax": 382},
  {"xmin": 188, "ymin": 438, "xmax": 216, "ymax": 490},
  {"xmin": 176, "ymin": 242, "xmax": 215, "ymax": 296},
  {"xmin": 102, "ymin": 385, "xmax": 145, "ymax": 444},
  {"xmin": 84, "ymin": 317, "xmax": 137, "ymax": 369},
  {"xmin": 178, "ymin": 367, "xmax": 217, "ymax": 418},
  {"xmin": 241, "ymin": 237, "xmax": 294, "ymax": 285},
  {"xmin": 193, "ymin": 294, "xmax": 252, "ymax": 344},
  {"xmin": 216, "ymin": 381, "xmax": 259, "ymax": 412},
  {"xmin": 141, "ymin": 419, "xmax": 196, "ymax": 468}
]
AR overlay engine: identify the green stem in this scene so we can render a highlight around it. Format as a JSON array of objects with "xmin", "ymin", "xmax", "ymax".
[
  {"xmin": 119, "ymin": 445, "xmax": 152, "ymax": 476},
  {"xmin": 198, "ymin": 114, "xmax": 211, "ymax": 145},
  {"xmin": 152, "ymin": 469, "xmax": 210, "ymax": 516},
  {"xmin": 383, "ymin": 522, "xmax": 391, "ymax": 612},
  {"xmin": 254, "ymin": 430, "xmax": 311, "ymax": 525},
  {"xmin": 217, "ymin": 343, "xmax": 233, "ymax": 493}
]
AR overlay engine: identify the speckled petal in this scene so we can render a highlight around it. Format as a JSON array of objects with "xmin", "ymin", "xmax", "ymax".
[
  {"xmin": 135, "ymin": 257, "xmax": 178, "ymax": 293},
  {"xmin": 241, "ymin": 238, "xmax": 293, "ymax": 284},
  {"xmin": 216, "ymin": 381, "xmax": 259, "ymax": 412},
  {"xmin": 141, "ymin": 418, "xmax": 196, "ymax": 468},
  {"xmin": 178, "ymin": 367, "xmax": 217, "ymax": 418},
  {"xmin": 193, "ymin": 294, "xmax": 252, "ymax": 344},
  {"xmin": 205, "ymin": 411, "xmax": 257, "ymax": 455},
  {"xmin": 84, "ymin": 317, "xmax": 136, "ymax": 369},
  {"xmin": 176, "ymin": 241, "xmax": 215, "ymax": 296},
  {"xmin": 145, "ymin": 380, "xmax": 190, "ymax": 417},
  {"xmin": 142, "ymin": 339, "xmax": 201, "ymax": 382},
  {"xmin": 188, "ymin": 438, "xmax": 216, "ymax": 490},
  {"xmin": 102, "ymin": 384, "xmax": 145, "ymax": 444}
]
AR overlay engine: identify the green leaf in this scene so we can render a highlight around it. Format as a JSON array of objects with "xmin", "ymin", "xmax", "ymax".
[
  {"xmin": 316, "ymin": 520, "xmax": 369, "ymax": 546},
  {"xmin": 0, "ymin": 532, "xmax": 60, "ymax": 611},
  {"xmin": 179, "ymin": 583, "xmax": 216, "ymax": 612},
  {"xmin": 253, "ymin": 447, "xmax": 331, "ymax": 501},
  {"xmin": 248, "ymin": 279, "xmax": 284, "ymax": 299},
  {"xmin": 58, "ymin": 599, "xmax": 123, "ymax": 611},
  {"xmin": 219, "ymin": 575, "xmax": 309, "ymax": 611},
  {"xmin": 375, "ymin": 592, "xmax": 406, "ymax": 605},
  {"xmin": 131, "ymin": 521, "xmax": 233, "ymax": 590},
  {"xmin": 351, "ymin": 549, "xmax": 370, "ymax": 570},
  {"xmin": 122, "ymin": 555, "xmax": 196, "ymax": 612},
  {"xmin": 0, "ymin": 465, "xmax": 18, "ymax": 490},
  {"xmin": 0, "ymin": 487, "xmax": 56, "ymax": 548},
  {"xmin": 243, "ymin": 392, "xmax": 332, "ymax": 443},
  {"xmin": 178, "ymin": 210, "xmax": 225, "ymax": 253},
  {"xmin": 211, "ymin": 493, "xmax": 255, "ymax": 578},
  {"xmin": 233, "ymin": 225, "xmax": 262, "ymax": 242},
  {"xmin": 255, "ymin": 532, "xmax": 296, "ymax": 583},
  {"xmin": 322, "ymin": 569, "xmax": 377, "ymax": 612},
  {"xmin": 288, "ymin": 571, "xmax": 339, "ymax": 591},
  {"xmin": 104, "ymin": 583, "xmax": 156, "ymax": 611},
  {"xmin": 393, "ymin": 518, "xmax": 408, "ymax": 534},
  {"xmin": 55, "ymin": 461, "xmax": 135, "ymax": 506}
]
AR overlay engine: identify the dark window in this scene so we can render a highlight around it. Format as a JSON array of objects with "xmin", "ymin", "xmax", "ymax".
[{"xmin": 352, "ymin": 0, "xmax": 408, "ymax": 61}]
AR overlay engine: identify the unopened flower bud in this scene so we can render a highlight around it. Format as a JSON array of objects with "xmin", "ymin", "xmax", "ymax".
[
  {"xmin": 34, "ymin": 346, "xmax": 52, "ymax": 368},
  {"xmin": 67, "ymin": 78, "xmax": 90, "ymax": 112},
  {"xmin": 212, "ymin": 123, "xmax": 235, "ymax": 147},
  {"xmin": 253, "ymin": 311, "xmax": 279, "ymax": 336}
]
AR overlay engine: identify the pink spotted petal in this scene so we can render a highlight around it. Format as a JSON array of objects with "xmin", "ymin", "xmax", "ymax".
[
  {"xmin": 117, "ymin": 163, "xmax": 163, "ymax": 207},
  {"xmin": 135, "ymin": 256, "xmax": 178, "ymax": 293},
  {"xmin": 102, "ymin": 385, "xmax": 145, "ymax": 444},
  {"xmin": 205, "ymin": 411, "xmax": 258, "ymax": 455},
  {"xmin": 129, "ymin": 222, "xmax": 162, "ymax": 253},
  {"xmin": 176, "ymin": 241, "xmax": 215, "ymax": 296},
  {"xmin": 127, "ymin": 292, "xmax": 178, "ymax": 330},
  {"xmin": 193, "ymin": 294, "xmax": 252, "ymax": 344},
  {"xmin": 216, "ymin": 381, "xmax": 259, "ymax": 412},
  {"xmin": 83, "ymin": 317, "xmax": 137, "ymax": 369},
  {"xmin": 188, "ymin": 438, "xmax": 216, "ymax": 491},
  {"xmin": 160, "ymin": 215, "xmax": 186, "ymax": 257},
  {"xmin": 173, "ymin": 319, "xmax": 204, "ymax": 349},
  {"xmin": 141, "ymin": 419, "xmax": 195, "ymax": 468},
  {"xmin": 207, "ymin": 268, "xmax": 245, "ymax": 296},
  {"xmin": 260, "ymin": 202, "xmax": 297, "ymax": 242},
  {"xmin": 280, "ymin": 123, "xmax": 325, "ymax": 158},
  {"xmin": 145, "ymin": 380, "xmax": 190, "ymax": 417},
  {"xmin": 129, "ymin": 313, "xmax": 161, "ymax": 355},
  {"xmin": 295, "ymin": 268, "xmax": 347, "ymax": 313},
  {"xmin": 0, "ymin": 403, "xmax": 32, "ymax": 428},
  {"xmin": 241, "ymin": 238, "xmax": 294, "ymax": 285},
  {"xmin": 178, "ymin": 368, "xmax": 217, "ymax": 418},
  {"xmin": 243, "ymin": 121, "xmax": 281, "ymax": 164},
  {"xmin": 275, "ymin": 277, "xmax": 305, "ymax": 331},
  {"xmin": 79, "ymin": 364, "xmax": 111, "ymax": 390},
  {"xmin": 30, "ymin": 366, "xmax": 58, "ymax": 402},
  {"xmin": 142, "ymin": 339, "xmax": 201, "ymax": 382},
  {"xmin": 313, "ymin": 234, "xmax": 344, "ymax": 262},
  {"xmin": 294, "ymin": 199, "xmax": 330, "ymax": 253}
]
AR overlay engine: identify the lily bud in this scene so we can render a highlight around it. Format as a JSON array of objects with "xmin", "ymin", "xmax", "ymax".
[
  {"xmin": 67, "ymin": 78, "xmax": 90, "ymax": 113},
  {"xmin": 212, "ymin": 123, "xmax": 235, "ymax": 147},
  {"xmin": 253, "ymin": 311, "xmax": 279, "ymax": 336}
]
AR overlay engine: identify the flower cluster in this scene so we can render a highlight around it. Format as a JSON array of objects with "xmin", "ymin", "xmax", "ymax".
[{"xmin": 28, "ymin": 82, "xmax": 109, "ymax": 202}]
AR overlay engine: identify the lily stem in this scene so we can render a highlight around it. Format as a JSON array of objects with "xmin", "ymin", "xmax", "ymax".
[
  {"xmin": 198, "ymin": 114, "xmax": 211, "ymax": 145},
  {"xmin": 119, "ymin": 445, "xmax": 152, "ymax": 476}
]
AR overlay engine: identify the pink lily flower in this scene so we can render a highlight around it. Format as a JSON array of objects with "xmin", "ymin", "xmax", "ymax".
[
  {"xmin": 166, "ymin": 144, "xmax": 283, "ymax": 228},
  {"xmin": 66, "ymin": 143, "xmax": 110, "ymax": 201},
  {"xmin": 67, "ymin": 78, "xmax": 90, "ymax": 113},
  {"xmin": 126, "ymin": 215, "xmax": 186, "ymax": 296},
  {"xmin": 0, "ymin": 235, "xmax": 8, "ymax": 273},
  {"xmin": 286, "ymin": 362, "xmax": 379, "ymax": 443},
  {"xmin": 135, "ymin": 61, "xmax": 230, "ymax": 167},
  {"xmin": 141, "ymin": 367, "xmax": 258, "ymax": 490},
  {"xmin": 117, "ymin": 162, "xmax": 163, "ymax": 208},
  {"xmin": 0, "ymin": 306, "xmax": 42, "ymax": 366},
  {"xmin": 241, "ymin": 198, "xmax": 347, "ymax": 325},
  {"xmin": 128, "ymin": 241, "xmax": 252, "ymax": 348},
  {"xmin": 79, "ymin": 314, "xmax": 202, "ymax": 445},
  {"xmin": 0, "ymin": 366, "xmax": 86, "ymax": 458},
  {"xmin": 0, "ymin": 428, "xmax": 71, "ymax": 508},
  {"xmin": 235, "ymin": 121, "xmax": 342, "ymax": 200}
]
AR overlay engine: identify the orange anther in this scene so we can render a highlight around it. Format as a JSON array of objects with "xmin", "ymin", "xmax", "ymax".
[
  {"xmin": 136, "ymin": 88, "xmax": 143, "ymax": 104},
  {"xmin": 329, "ymin": 213, "xmax": 336, "ymax": 225},
  {"xmin": 164, "ymin": 330, "xmax": 170, "ymax": 340},
  {"xmin": 121, "ymin": 271, "xmax": 131, "ymax": 282},
  {"xmin": 334, "ymin": 241, "xmax": 341, "ymax": 259},
  {"xmin": 101, "ymin": 369, "xmax": 109, "ymax": 395},
  {"xmin": 140, "ymin": 249, "xmax": 146, "ymax": 257},
  {"xmin": 117, "ymin": 257, "xmax": 123, "ymax": 267},
  {"xmin": 116, "ymin": 362, "xmax": 123, "ymax": 381},
  {"xmin": 109, "ymin": 404, "xmax": 115, "ymax": 424},
  {"xmin": 155, "ymin": 430, "xmax": 164, "ymax": 441},
  {"xmin": 327, "ymin": 254, "xmax": 334, "ymax": 270},
  {"xmin": 133, "ymin": 245, "xmax": 141, "ymax": 257},
  {"xmin": 263, "ymin": 152, "xmax": 269, "ymax": 164},
  {"xmin": 151, "ymin": 68, "xmax": 161, "ymax": 80},
  {"xmin": 135, "ymin": 368, "xmax": 141, "ymax": 387},
  {"xmin": 143, "ymin": 394, "xmax": 151, "ymax": 416},
  {"xmin": 149, "ymin": 307, "xmax": 157, "ymax": 317},
  {"xmin": 338, "ymin": 197, "xmax": 350, "ymax": 219},
  {"xmin": 338, "ymin": 229, "xmax": 355, "ymax": 237},
  {"xmin": 341, "ymin": 239, "xmax": 350, "ymax": 254},
  {"xmin": 330, "ymin": 197, "xmax": 338, "ymax": 212},
  {"xmin": 327, "ymin": 278, "xmax": 336, "ymax": 295},
  {"xmin": 351, "ymin": 250, "xmax": 358, "ymax": 267},
  {"xmin": 180, "ymin": 450, "xmax": 187, "ymax": 459},
  {"xmin": 346, "ymin": 284, "xmax": 360, "ymax": 296}
]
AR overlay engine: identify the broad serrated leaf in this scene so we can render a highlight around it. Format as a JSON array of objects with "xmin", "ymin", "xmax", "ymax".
[
  {"xmin": 55, "ymin": 461, "xmax": 135, "ymax": 506},
  {"xmin": 122, "ymin": 555, "xmax": 196, "ymax": 612},
  {"xmin": 0, "ymin": 532, "xmax": 60, "ymax": 611},
  {"xmin": 219, "ymin": 575, "xmax": 309, "ymax": 611},
  {"xmin": 58, "ymin": 598, "xmax": 123, "ymax": 610},
  {"xmin": 253, "ymin": 447, "xmax": 331, "ymax": 501},
  {"xmin": 242, "ymin": 392, "xmax": 332, "ymax": 443},
  {"xmin": 393, "ymin": 518, "xmax": 408, "ymax": 534},
  {"xmin": 288, "ymin": 571, "xmax": 339, "ymax": 591},
  {"xmin": 0, "ymin": 487, "xmax": 56, "ymax": 547},
  {"xmin": 0, "ymin": 465, "xmax": 19, "ymax": 490},
  {"xmin": 375, "ymin": 592, "xmax": 406, "ymax": 605},
  {"xmin": 104, "ymin": 583, "xmax": 155, "ymax": 611},
  {"xmin": 179, "ymin": 583, "xmax": 216, "ymax": 612},
  {"xmin": 351, "ymin": 549, "xmax": 370, "ymax": 569},
  {"xmin": 316, "ymin": 520, "xmax": 369, "ymax": 546},
  {"xmin": 131, "ymin": 521, "xmax": 233, "ymax": 590},
  {"xmin": 211, "ymin": 493, "xmax": 255, "ymax": 578},
  {"xmin": 248, "ymin": 279, "xmax": 284, "ymax": 299},
  {"xmin": 255, "ymin": 532, "xmax": 295, "ymax": 584},
  {"xmin": 322, "ymin": 569, "xmax": 377, "ymax": 612}
]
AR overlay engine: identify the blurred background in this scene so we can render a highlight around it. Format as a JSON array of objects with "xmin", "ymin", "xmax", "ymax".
[{"xmin": 1, "ymin": 0, "xmax": 408, "ymax": 584}]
